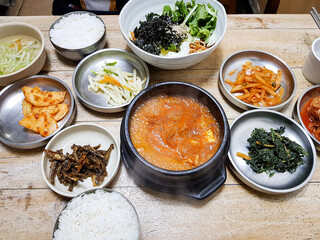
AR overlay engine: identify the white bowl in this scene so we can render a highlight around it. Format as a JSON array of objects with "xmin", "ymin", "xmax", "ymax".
[
  {"xmin": 119, "ymin": 0, "xmax": 227, "ymax": 69},
  {"xmin": 41, "ymin": 123, "xmax": 120, "ymax": 198},
  {"xmin": 0, "ymin": 22, "xmax": 46, "ymax": 86},
  {"xmin": 52, "ymin": 189, "xmax": 140, "ymax": 239}
]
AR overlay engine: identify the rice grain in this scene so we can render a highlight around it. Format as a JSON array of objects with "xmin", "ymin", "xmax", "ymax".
[
  {"xmin": 53, "ymin": 190, "xmax": 139, "ymax": 240},
  {"xmin": 50, "ymin": 13, "xmax": 105, "ymax": 49}
]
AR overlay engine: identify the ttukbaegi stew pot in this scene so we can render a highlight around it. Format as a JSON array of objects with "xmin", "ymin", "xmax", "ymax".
[{"xmin": 120, "ymin": 82, "xmax": 230, "ymax": 200}]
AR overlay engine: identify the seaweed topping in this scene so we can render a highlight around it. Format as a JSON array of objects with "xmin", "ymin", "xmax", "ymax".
[{"xmin": 132, "ymin": 13, "xmax": 187, "ymax": 55}]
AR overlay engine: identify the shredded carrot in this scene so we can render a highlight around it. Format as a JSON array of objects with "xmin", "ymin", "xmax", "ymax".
[
  {"xmin": 99, "ymin": 75, "xmax": 132, "ymax": 91},
  {"xmin": 189, "ymin": 40, "xmax": 208, "ymax": 54},
  {"xmin": 228, "ymin": 69, "xmax": 237, "ymax": 76},
  {"xmin": 100, "ymin": 76, "xmax": 122, "ymax": 87},
  {"xmin": 130, "ymin": 31, "xmax": 136, "ymax": 41},
  {"xmin": 225, "ymin": 61, "xmax": 284, "ymax": 107},
  {"xmin": 236, "ymin": 152, "xmax": 251, "ymax": 160}
]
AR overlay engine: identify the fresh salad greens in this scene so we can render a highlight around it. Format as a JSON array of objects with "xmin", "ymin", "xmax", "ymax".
[
  {"xmin": 238, "ymin": 127, "xmax": 308, "ymax": 177},
  {"xmin": 131, "ymin": 0, "xmax": 218, "ymax": 55},
  {"xmin": 163, "ymin": 0, "xmax": 218, "ymax": 46},
  {"xmin": 0, "ymin": 36, "xmax": 41, "ymax": 76}
]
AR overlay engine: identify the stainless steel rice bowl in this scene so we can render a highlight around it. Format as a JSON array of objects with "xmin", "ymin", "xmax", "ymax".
[{"xmin": 49, "ymin": 11, "xmax": 106, "ymax": 61}]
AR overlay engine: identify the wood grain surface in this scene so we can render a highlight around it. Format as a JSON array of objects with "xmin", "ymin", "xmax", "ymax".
[{"xmin": 0, "ymin": 15, "xmax": 319, "ymax": 240}]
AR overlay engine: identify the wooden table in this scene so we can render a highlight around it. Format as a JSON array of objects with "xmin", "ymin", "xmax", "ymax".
[{"xmin": 0, "ymin": 14, "xmax": 319, "ymax": 240}]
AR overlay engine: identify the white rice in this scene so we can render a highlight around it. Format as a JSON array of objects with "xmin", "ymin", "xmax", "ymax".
[
  {"xmin": 50, "ymin": 13, "xmax": 105, "ymax": 49},
  {"xmin": 53, "ymin": 190, "xmax": 140, "ymax": 240}
]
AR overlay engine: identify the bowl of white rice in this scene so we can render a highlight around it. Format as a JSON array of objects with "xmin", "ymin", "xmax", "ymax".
[
  {"xmin": 49, "ymin": 11, "xmax": 106, "ymax": 61},
  {"xmin": 53, "ymin": 188, "xmax": 140, "ymax": 240}
]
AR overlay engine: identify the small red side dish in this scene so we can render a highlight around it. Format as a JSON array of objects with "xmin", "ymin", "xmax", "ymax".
[{"xmin": 293, "ymin": 85, "xmax": 320, "ymax": 150}]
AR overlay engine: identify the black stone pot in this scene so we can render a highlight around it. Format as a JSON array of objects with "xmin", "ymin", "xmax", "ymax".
[{"xmin": 120, "ymin": 82, "xmax": 230, "ymax": 200}]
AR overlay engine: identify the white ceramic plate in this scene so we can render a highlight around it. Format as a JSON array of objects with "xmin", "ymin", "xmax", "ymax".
[{"xmin": 41, "ymin": 123, "xmax": 120, "ymax": 197}]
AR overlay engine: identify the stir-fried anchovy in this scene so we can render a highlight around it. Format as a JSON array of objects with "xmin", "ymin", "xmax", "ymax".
[{"xmin": 44, "ymin": 144, "xmax": 114, "ymax": 191}]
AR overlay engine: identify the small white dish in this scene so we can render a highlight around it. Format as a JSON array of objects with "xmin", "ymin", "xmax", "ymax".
[
  {"xmin": 0, "ymin": 22, "xmax": 46, "ymax": 86},
  {"xmin": 41, "ymin": 123, "xmax": 120, "ymax": 198}
]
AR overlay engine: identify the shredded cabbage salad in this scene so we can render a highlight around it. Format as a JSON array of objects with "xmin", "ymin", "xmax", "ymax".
[
  {"xmin": 0, "ymin": 36, "xmax": 41, "ymax": 75},
  {"xmin": 88, "ymin": 62, "xmax": 146, "ymax": 106}
]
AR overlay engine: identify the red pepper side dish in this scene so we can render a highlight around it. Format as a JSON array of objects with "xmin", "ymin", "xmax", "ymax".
[
  {"xmin": 301, "ymin": 96, "xmax": 320, "ymax": 141},
  {"xmin": 129, "ymin": 95, "xmax": 221, "ymax": 171}
]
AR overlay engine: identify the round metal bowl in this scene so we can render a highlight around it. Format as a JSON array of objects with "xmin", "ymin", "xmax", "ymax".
[
  {"xmin": 52, "ymin": 188, "xmax": 140, "ymax": 239},
  {"xmin": 219, "ymin": 50, "xmax": 296, "ymax": 110},
  {"xmin": 0, "ymin": 75, "xmax": 75, "ymax": 149},
  {"xmin": 49, "ymin": 11, "xmax": 106, "ymax": 61},
  {"xmin": 73, "ymin": 48, "xmax": 149, "ymax": 113},
  {"xmin": 228, "ymin": 109, "xmax": 317, "ymax": 194},
  {"xmin": 292, "ymin": 85, "xmax": 320, "ymax": 150},
  {"xmin": 41, "ymin": 123, "xmax": 120, "ymax": 198},
  {"xmin": 0, "ymin": 22, "xmax": 46, "ymax": 86},
  {"xmin": 120, "ymin": 81, "xmax": 230, "ymax": 200}
]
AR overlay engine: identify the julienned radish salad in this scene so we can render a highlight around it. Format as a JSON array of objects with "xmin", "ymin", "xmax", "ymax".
[
  {"xmin": 130, "ymin": 0, "xmax": 218, "ymax": 57},
  {"xmin": 0, "ymin": 35, "xmax": 41, "ymax": 75}
]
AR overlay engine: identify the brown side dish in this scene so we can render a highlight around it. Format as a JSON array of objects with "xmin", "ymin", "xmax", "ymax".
[{"xmin": 45, "ymin": 144, "xmax": 114, "ymax": 191}]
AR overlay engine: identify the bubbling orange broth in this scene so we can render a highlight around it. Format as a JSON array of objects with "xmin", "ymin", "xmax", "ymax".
[{"xmin": 129, "ymin": 95, "xmax": 221, "ymax": 171}]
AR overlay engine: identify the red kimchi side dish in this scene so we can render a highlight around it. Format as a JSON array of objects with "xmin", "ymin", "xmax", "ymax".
[
  {"xmin": 129, "ymin": 95, "xmax": 221, "ymax": 171},
  {"xmin": 301, "ymin": 96, "xmax": 320, "ymax": 141}
]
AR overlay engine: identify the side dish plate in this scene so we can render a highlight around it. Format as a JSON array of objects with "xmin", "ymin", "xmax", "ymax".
[
  {"xmin": 41, "ymin": 123, "xmax": 120, "ymax": 198},
  {"xmin": 72, "ymin": 48, "xmax": 149, "ymax": 113},
  {"xmin": 228, "ymin": 109, "xmax": 316, "ymax": 194},
  {"xmin": 292, "ymin": 85, "xmax": 320, "ymax": 150},
  {"xmin": 0, "ymin": 75, "xmax": 75, "ymax": 149},
  {"xmin": 219, "ymin": 50, "xmax": 296, "ymax": 110}
]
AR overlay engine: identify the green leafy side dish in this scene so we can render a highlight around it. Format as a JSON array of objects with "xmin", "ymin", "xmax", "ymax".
[
  {"xmin": 239, "ymin": 127, "xmax": 308, "ymax": 177},
  {"xmin": 163, "ymin": 0, "xmax": 218, "ymax": 45}
]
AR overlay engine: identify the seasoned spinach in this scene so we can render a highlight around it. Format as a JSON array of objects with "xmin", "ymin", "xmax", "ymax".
[{"xmin": 242, "ymin": 127, "xmax": 307, "ymax": 177}]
